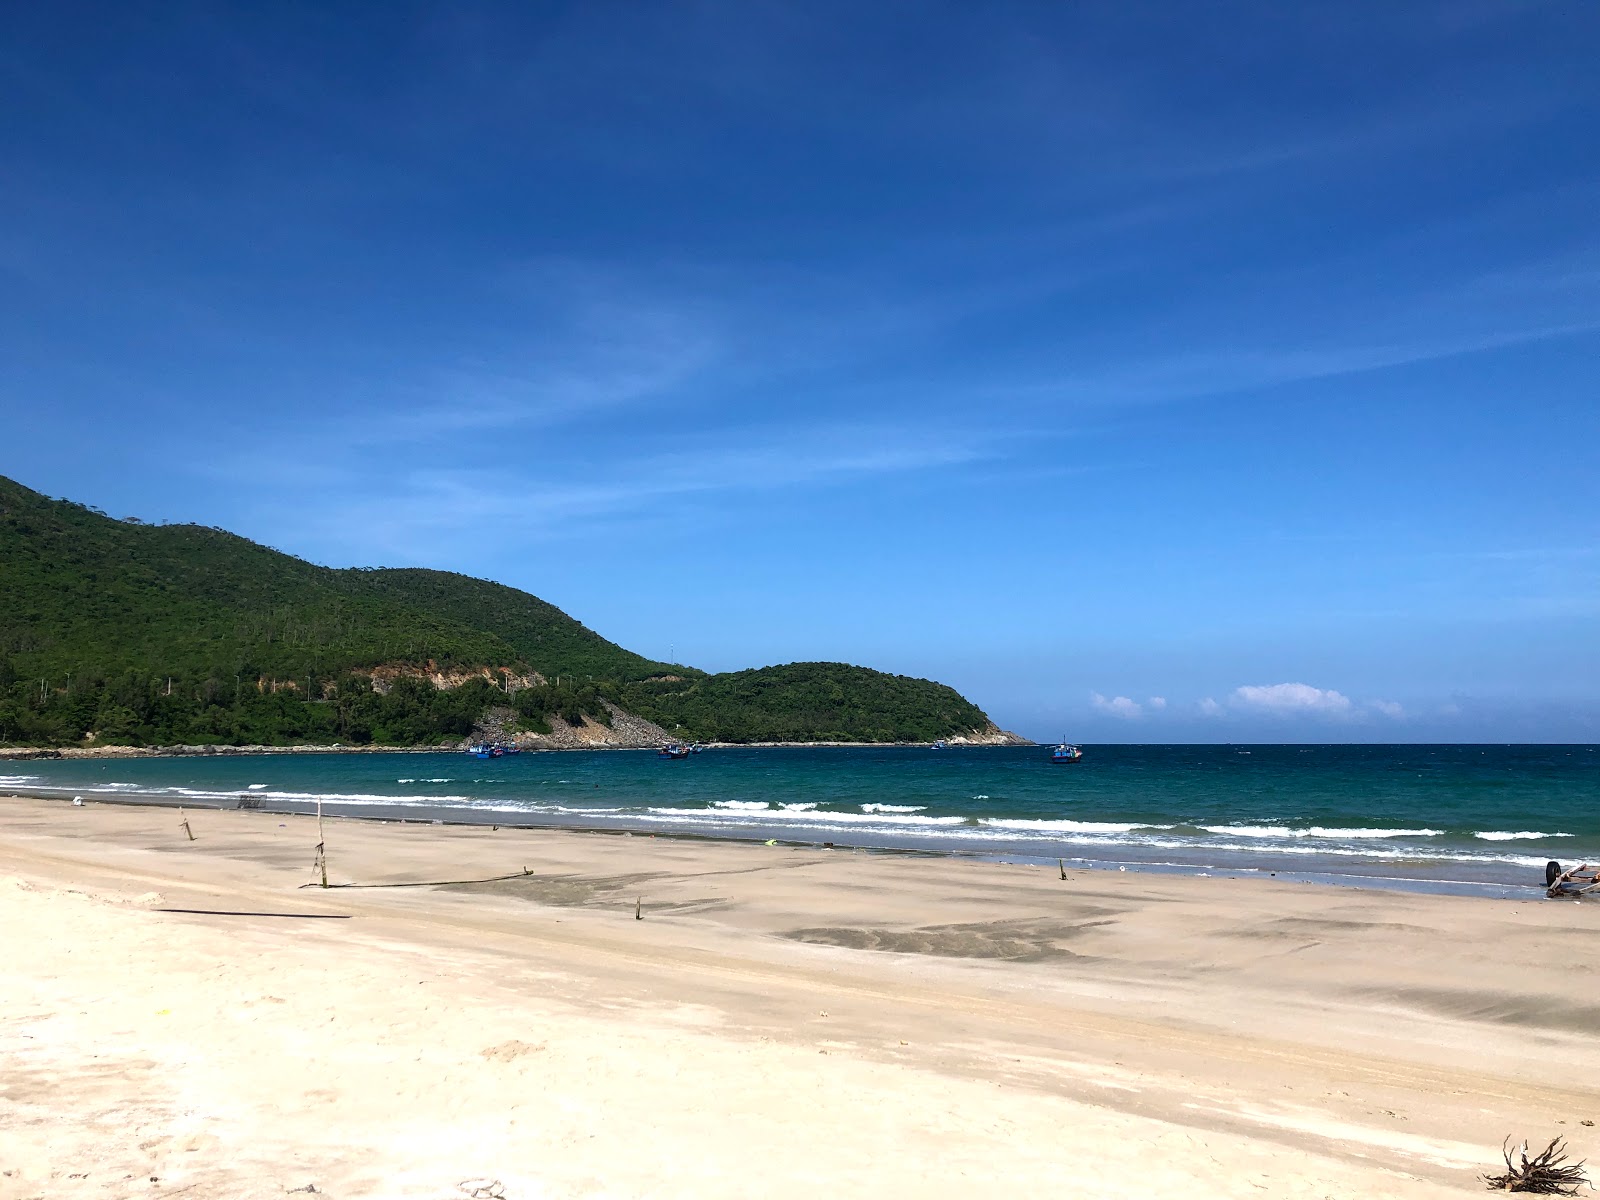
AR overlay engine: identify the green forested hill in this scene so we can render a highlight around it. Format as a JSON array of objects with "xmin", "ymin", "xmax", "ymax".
[
  {"xmin": 619, "ymin": 662, "xmax": 988, "ymax": 744},
  {"xmin": 0, "ymin": 483, "xmax": 508, "ymax": 682},
  {"xmin": 0, "ymin": 476, "xmax": 1003, "ymax": 747},
  {"xmin": 344, "ymin": 567, "xmax": 684, "ymax": 684}
]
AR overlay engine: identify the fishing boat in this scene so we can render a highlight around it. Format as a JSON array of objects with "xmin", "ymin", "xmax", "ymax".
[
  {"xmin": 1051, "ymin": 742, "xmax": 1083, "ymax": 764},
  {"xmin": 467, "ymin": 743, "xmax": 504, "ymax": 759},
  {"xmin": 658, "ymin": 743, "xmax": 691, "ymax": 760},
  {"xmin": 931, "ymin": 739, "xmax": 948, "ymax": 750}
]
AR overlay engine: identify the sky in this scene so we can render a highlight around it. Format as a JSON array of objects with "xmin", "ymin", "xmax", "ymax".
[{"xmin": 2, "ymin": 1, "xmax": 1597, "ymax": 742}]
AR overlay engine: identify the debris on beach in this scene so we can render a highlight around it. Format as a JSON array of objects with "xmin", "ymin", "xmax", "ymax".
[{"xmin": 1483, "ymin": 1136, "xmax": 1588, "ymax": 1193}]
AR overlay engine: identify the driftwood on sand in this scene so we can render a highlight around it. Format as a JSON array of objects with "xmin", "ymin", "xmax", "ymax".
[{"xmin": 1483, "ymin": 1136, "xmax": 1589, "ymax": 1194}]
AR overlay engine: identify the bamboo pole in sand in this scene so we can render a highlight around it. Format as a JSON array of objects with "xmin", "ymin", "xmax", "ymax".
[{"xmin": 316, "ymin": 798, "xmax": 329, "ymax": 888}]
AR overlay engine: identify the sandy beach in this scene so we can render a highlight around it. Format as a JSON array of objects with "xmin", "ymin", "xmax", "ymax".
[{"xmin": 3, "ymin": 794, "xmax": 1597, "ymax": 1199}]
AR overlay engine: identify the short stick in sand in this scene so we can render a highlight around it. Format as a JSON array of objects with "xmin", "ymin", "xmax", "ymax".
[
  {"xmin": 315, "ymin": 798, "xmax": 329, "ymax": 889},
  {"xmin": 180, "ymin": 808, "xmax": 195, "ymax": 841}
]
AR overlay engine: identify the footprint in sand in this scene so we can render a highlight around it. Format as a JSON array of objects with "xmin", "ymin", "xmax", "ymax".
[{"xmin": 479, "ymin": 1040, "xmax": 545, "ymax": 1061}]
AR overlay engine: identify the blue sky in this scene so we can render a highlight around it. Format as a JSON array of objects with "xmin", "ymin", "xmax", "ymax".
[{"xmin": 3, "ymin": 1, "xmax": 1597, "ymax": 741}]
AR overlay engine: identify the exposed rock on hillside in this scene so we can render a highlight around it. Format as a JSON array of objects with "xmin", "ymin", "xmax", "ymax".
[
  {"xmin": 362, "ymin": 663, "xmax": 544, "ymax": 694},
  {"xmin": 470, "ymin": 701, "xmax": 674, "ymax": 750},
  {"xmin": 946, "ymin": 724, "xmax": 1035, "ymax": 747}
]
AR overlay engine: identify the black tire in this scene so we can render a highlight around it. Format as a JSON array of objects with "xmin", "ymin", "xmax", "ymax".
[{"xmin": 1546, "ymin": 860, "xmax": 1563, "ymax": 887}]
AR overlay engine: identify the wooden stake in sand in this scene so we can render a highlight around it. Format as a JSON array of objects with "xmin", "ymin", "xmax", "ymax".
[
  {"xmin": 180, "ymin": 808, "xmax": 195, "ymax": 841},
  {"xmin": 1059, "ymin": 859, "xmax": 1066, "ymax": 880},
  {"xmin": 316, "ymin": 800, "xmax": 329, "ymax": 889},
  {"xmin": 635, "ymin": 897, "xmax": 642, "ymax": 921}
]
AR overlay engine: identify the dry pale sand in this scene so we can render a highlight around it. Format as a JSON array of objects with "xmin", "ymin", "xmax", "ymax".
[{"xmin": 3, "ymin": 794, "xmax": 1597, "ymax": 1200}]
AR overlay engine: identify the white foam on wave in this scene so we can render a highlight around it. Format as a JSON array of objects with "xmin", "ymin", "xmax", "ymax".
[
  {"xmin": 1194, "ymin": 839, "xmax": 1555, "ymax": 870},
  {"xmin": 980, "ymin": 818, "xmax": 1151, "ymax": 834},
  {"xmin": 397, "ymin": 778, "xmax": 453, "ymax": 785},
  {"xmin": 779, "ymin": 802, "xmax": 819, "ymax": 812},
  {"xmin": 248, "ymin": 783, "xmax": 269, "ymax": 790},
  {"xmin": 1201, "ymin": 824, "xmax": 1445, "ymax": 840},
  {"xmin": 861, "ymin": 803, "xmax": 926, "ymax": 814},
  {"xmin": 0, "ymin": 775, "xmax": 41, "ymax": 787},
  {"xmin": 618, "ymin": 815, "xmax": 1569, "ymax": 871},
  {"xmin": 643, "ymin": 806, "xmax": 966, "ymax": 828},
  {"xmin": 1475, "ymin": 830, "xmax": 1573, "ymax": 841},
  {"xmin": 166, "ymin": 787, "xmax": 473, "ymax": 806},
  {"xmin": 710, "ymin": 800, "xmax": 770, "ymax": 811},
  {"xmin": 1200, "ymin": 825, "xmax": 1296, "ymax": 839},
  {"xmin": 940, "ymin": 825, "xmax": 1566, "ymax": 870}
]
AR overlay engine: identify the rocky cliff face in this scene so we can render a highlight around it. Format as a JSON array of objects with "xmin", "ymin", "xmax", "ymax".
[
  {"xmin": 469, "ymin": 700, "xmax": 674, "ymax": 751},
  {"xmin": 360, "ymin": 663, "xmax": 544, "ymax": 694},
  {"xmin": 945, "ymin": 724, "xmax": 1035, "ymax": 747}
]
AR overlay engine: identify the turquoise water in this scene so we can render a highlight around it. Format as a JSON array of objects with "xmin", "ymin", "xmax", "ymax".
[{"xmin": 6, "ymin": 745, "xmax": 1596, "ymax": 891}]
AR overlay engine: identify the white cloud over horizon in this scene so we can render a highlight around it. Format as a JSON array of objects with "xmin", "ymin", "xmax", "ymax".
[
  {"xmin": 1083, "ymin": 685, "xmax": 1408, "ymax": 725},
  {"xmin": 1090, "ymin": 692, "xmax": 1144, "ymax": 719},
  {"xmin": 1232, "ymin": 682, "xmax": 1354, "ymax": 715}
]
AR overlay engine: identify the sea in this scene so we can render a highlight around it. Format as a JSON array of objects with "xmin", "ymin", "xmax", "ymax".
[{"xmin": 5, "ymin": 744, "xmax": 1595, "ymax": 898}]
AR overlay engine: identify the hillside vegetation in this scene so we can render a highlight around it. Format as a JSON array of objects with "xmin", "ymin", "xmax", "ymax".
[
  {"xmin": 0, "ymin": 476, "xmax": 1003, "ymax": 748},
  {"xmin": 618, "ymin": 663, "xmax": 988, "ymax": 744}
]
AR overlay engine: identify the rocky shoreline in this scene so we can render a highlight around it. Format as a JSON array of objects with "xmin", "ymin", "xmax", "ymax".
[{"xmin": 0, "ymin": 723, "xmax": 1034, "ymax": 761}]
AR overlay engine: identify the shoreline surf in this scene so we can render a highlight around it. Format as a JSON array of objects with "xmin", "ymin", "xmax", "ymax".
[
  {"xmin": 5, "ymin": 744, "xmax": 1592, "ymax": 896},
  {"xmin": 0, "ymin": 785, "xmax": 1558, "ymax": 902}
]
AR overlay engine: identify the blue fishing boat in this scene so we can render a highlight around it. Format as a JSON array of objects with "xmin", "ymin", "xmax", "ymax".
[
  {"xmin": 658, "ymin": 743, "xmax": 691, "ymax": 760},
  {"xmin": 931, "ymin": 739, "xmax": 948, "ymax": 750},
  {"xmin": 1051, "ymin": 742, "xmax": 1083, "ymax": 764},
  {"xmin": 467, "ymin": 743, "xmax": 505, "ymax": 759}
]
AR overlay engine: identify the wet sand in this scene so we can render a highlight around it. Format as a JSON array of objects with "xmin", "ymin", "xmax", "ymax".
[{"xmin": 3, "ymin": 793, "xmax": 1596, "ymax": 1199}]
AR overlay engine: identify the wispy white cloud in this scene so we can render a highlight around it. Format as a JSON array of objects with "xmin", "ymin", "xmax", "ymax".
[
  {"xmin": 1148, "ymin": 696, "xmax": 1166, "ymax": 710},
  {"xmin": 1201, "ymin": 683, "xmax": 1405, "ymax": 722},
  {"xmin": 1090, "ymin": 692, "xmax": 1144, "ymax": 719},
  {"xmin": 999, "ymin": 315, "xmax": 1600, "ymax": 413},
  {"xmin": 1232, "ymin": 682, "xmax": 1354, "ymax": 715},
  {"xmin": 357, "ymin": 265, "xmax": 724, "ymax": 441},
  {"xmin": 257, "ymin": 420, "xmax": 1002, "ymax": 562}
]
